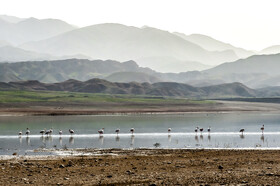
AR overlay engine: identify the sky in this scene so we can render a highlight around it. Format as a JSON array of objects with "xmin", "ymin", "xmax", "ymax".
[{"xmin": 0, "ymin": 0, "xmax": 280, "ymax": 51}]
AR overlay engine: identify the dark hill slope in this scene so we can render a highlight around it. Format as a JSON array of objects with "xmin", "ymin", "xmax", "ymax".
[
  {"xmin": 0, "ymin": 59, "xmax": 155, "ymax": 83},
  {"xmin": 1, "ymin": 79, "xmax": 257, "ymax": 98}
]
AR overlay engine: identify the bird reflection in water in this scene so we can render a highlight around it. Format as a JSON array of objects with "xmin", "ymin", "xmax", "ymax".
[
  {"xmin": 208, "ymin": 134, "xmax": 211, "ymax": 142},
  {"xmin": 19, "ymin": 136, "xmax": 22, "ymax": 145},
  {"xmin": 40, "ymin": 136, "xmax": 45, "ymax": 143},
  {"xmin": 200, "ymin": 134, "xmax": 203, "ymax": 141},
  {"xmin": 130, "ymin": 135, "xmax": 135, "ymax": 147},
  {"xmin": 168, "ymin": 134, "xmax": 172, "ymax": 143},
  {"xmin": 99, "ymin": 135, "xmax": 104, "ymax": 145},
  {"xmin": 26, "ymin": 136, "xmax": 30, "ymax": 146},
  {"xmin": 240, "ymin": 134, "xmax": 245, "ymax": 139},
  {"xmin": 45, "ymin": 136, "xmax": 53, "ymax": 143},
  {"xmin": 261, "ymin": 134, "xmax": 264, "ymax": 143},
  {"xmin": 59, "ymin": 137, "xmax": 63, "ymax": 146},
  {"xmin": 69, "ymin": 136, "xmax": 74, "ymax": 145},
  {"xmin": 195, "ymin": 135, "xmax": 199, "ymax": 143},
  {"xmin": 115, "ymin": 136, "xmax": 120, "ymax": 142}
]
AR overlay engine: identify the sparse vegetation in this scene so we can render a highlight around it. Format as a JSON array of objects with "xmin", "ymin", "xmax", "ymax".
[{"xmin": 0, "ymin": 90, "xmax": 214, "ymax": 104}]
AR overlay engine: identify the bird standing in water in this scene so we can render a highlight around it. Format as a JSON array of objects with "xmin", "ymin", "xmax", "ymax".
[
  {"xmin": 115, "ymin": 128, "xmax": 120, "ymax": 135},
  {"xmin": 69, "ymin": 129, "xmax": 74, "ymax": 135},
  {"xmin": 168, "ymin": 128, "xmax": 171, "ymax": 133},
  {"xmin": 25, "ymin": 128, "xmax": 30, "ymax": 136},
  {"xmin": 130, "ymin": 128, "xmax": 135, "ymax": 134},
  {"xmin": 98, "ymin": 128, "xmax": 104, "ymax": 135},
  {"xmin": 260, "ymin": 125, "xmax": 264, "ymax": 134}
]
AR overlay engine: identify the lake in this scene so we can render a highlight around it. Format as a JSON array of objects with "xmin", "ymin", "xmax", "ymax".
[{"xmin": 1, "ymin": 113, "xmax": 280, "ymax": 155}]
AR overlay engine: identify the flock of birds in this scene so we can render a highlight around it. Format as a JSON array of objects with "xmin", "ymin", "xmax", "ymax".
[
  {"xmin": 18, "ymin": 127, "xmax": 135, "ymax": 136},
  {"xmin": 17, "ymin": 125, "xmax": 265, "ymax": 137}
]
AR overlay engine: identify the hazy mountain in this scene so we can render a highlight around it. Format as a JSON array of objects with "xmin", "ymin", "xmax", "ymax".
[
  {"xmin": 0, "ymin": 59, "xmax": 156, "ymax": 83},
  {"xmin": 0, "ymin": 46, "xmax": 54, "ymax": 62},
  {"xmin": 21, "ymin": 23, "xmax": 239, "ymax": 70},
  {"xmin": 0, "ymin": 15, "xmax": 25, "ymax": 23},
  {"xmin": 0, "ymin": 17, "xmax": 76, "ymax": 45},
  {"xmin": 199, "ymin": 53, "xmax": 280, "ymax": 88},
  {"xmin": 0, "ymin": 79, "xmax": 257, "ymax": 98},
  {"xmin": 135, "ymin": 56, "xmax": 212, "ymax": 72},
  {"xmin": 0, "ymin": 45, "xmax": 93, "ymax": 62},
  {"xmin": 205, "ymin": 53, "xmax": 280, "ymax": 76},
  {"xmin": 174, "ymin": 33, "xmax": 254, "ymax": 58},
  {"xmin": 260, "ymin": 45, "xmax": 280, "ymax": 55},
  {"xmin": 105, "ymin": 72, "xmax": 162, "ymax": 83}
]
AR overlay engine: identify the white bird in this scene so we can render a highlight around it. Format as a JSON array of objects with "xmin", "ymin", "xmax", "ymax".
[
  {"xmin": 195, "ymin": 127, "xmax": 199, "ymax": 133},
  {"xmin": 40, "ymin": 129, "xmax": 45, "ymax": 135},
  {"xmin": 18, "ymin": 131, "xmax": 22, "ymax": 136},
  {"xmin": 200, "ymin": 128, "xmax": 204, "ymax": 134},
  {"xmin": 59, "ymin": 130, "xmax": 63, "ymax": 136},
  {"xmin": 168, "ymin": 128, "xmax": 171, "ymax": 133},
  {"xmin": 260, "ymin": 125, "xmax": 264, "ymax": 133},
  {"xmin": 240, "ymin": 129, "xmax": 245, "ymax": 135},
  {"xmin": 208, "ymin": 126, "xmax": 211, "ymax": 133},
  {"xmin": 69, "ymin": 129, "xmax": 74, "ymax": 135},
  {"xmin": 49, "ymin": 128, "xmax": 53, "ymax": 135},
  {"xmin": 25, "ymin": 128, "xmax": 30, "ymax": 136},
  {"xmin": 45, "ymin": 129, "xmax": 51, "ymax": 136},
  {"xmin": 115, "ymin": 128, "xmax": 120, "ymax": 135},
  {"xmin": 130, "ymin": 128, "xmax": 135, "ymax": 134},
  {"xmin": 98, "ymin": 128, "xmax": 104, "ymax": 135}
]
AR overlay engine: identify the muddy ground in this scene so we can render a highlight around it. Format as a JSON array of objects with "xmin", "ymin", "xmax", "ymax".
[
  {"xmin": 1, "ymin": 101, "xmax": 280, "ymax": 116},
  {"xmin": 1, "ymin": 149, "xmax": 280, "ymax": 185}
]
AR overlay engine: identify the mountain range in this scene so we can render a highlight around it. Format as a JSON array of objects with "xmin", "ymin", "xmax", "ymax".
[
  {"xmin": 1, "ymin": 15, "xmax": 280, "ymax": 90},
  {"xmin": 0, "ymin": 16, "xmax": 76, "ymax": 45},
  {"xmin": 0, "ymin": 78, "xmax": 258, "ymax": 98},
  {"xmin": 1, "ymin": 54, "xmax": 280, "ymax": 89},
  {"xmin": 0, "ymin": 15, "xmax": 266, "ymax": 73}
]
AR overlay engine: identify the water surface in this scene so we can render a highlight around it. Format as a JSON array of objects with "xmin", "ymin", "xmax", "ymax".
[{"xmin": 0, "ymin": 113, "xmax": 280, "ymax": 155}]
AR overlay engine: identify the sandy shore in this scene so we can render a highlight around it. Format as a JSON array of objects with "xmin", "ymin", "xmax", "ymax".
[
  {"xmin": 1, "ymin": 100, "xmax": 280, "ymax": 116},
  {"xmin": 0, "ymin": 149, "xmax": 280, "ymax": 185}
]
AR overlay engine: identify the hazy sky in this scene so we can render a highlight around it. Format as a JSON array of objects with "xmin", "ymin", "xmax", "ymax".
[{"xmin": 1, "ymin": 0, "xmax": 279, "ymax": 50}]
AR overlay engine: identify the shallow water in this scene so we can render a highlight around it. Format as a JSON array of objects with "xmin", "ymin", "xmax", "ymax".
[{"xmin": 0, "ymin": 113, "xmax": 280, "ymax": 155}]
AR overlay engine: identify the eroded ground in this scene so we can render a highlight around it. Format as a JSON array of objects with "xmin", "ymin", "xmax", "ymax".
[{"xmin": 1, "ymin": 149, "xmax": 280, "ymax": 185}]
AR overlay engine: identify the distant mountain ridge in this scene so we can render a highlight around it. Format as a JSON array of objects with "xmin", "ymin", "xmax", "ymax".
[
  {"xmin": 174, "ymin": 33, "xmax": 255, "ymax": 59},
  {"xmin": 0, "ymin": 59, "xmax": 156, "ymax": 83},
  {"xmin": 0, "ymin": 79, "xmax": 257, "ymax": 98},
  {"xmin": 20, "ymin": 23, "xmax": 239, "ymax": 70},
  {"xmin": 0, "ymin": 17, "xmax": 76, "ymax": 45},
  {"xmin": 2, "ymin": 54, "xmax": 280, "ymax": 89}
]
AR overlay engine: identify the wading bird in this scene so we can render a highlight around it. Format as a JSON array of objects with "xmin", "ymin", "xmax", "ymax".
[
  {"xmin": 208, "ymin": 126, "xmax": 211, "ymax": 133},
  {"xmin": 25, "ymin": 128, "xmax": 30, "ymax": 136},
  {"xmin": 18, "ymin": 131, "xmax": 22, "ymax": 136},
  {"xmin": 49, "ymin": 128, "xmax": 53, "ymax": 135},
  {"xmin": 40, "ymin": 129, "xmax": 45, "ymax": 135},
  {"xmin": 69, "ymin": 129, "xmax": 74, "ymax": 135},
  {"xmin": 261, "ymin": 125, "xmax": 264, "ymax": 133},
  {"xmin": 98, "ymin": 128, "xmax": 104, "ymax": 135},
  {"xmin": 195, "ymin": 127, "xmax": 199, "ymax": 134},
  {"xmin": 130, "ymin": 128, "xmax": 135, "ymax": 134},
  {"xmin": 239, "ymin": 128, "xmax": 245, "ymax": 135},
  {"xmin": 115, "ymin": 128, "xmax": 120, "ymax": 135},
  {"xmin": 59, "ymin": 130, "xmax": 63, "ymax": 136},
  {"xmin": 45, "ymin": 129, "xmax": 52, "ymax": 136},
  {"xmin": 168, "ymin": 128, "xmax": 171, "ymax": 133},
  {"xmin": 200, "ymin": 128, "xmax": 204, "ymax": 134}
]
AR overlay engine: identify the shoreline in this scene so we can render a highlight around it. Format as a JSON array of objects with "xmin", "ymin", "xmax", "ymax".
[
  {"xmin": 2, "ymin": 148, "xmax": 280, "ymax": 160},
  {"xmin": 1, "ymin": 100, "xmax": 280, "ymax": 116},
  {"xmin": 1, "ymin": 149, "xmax": 280, "ymax": 185}
]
